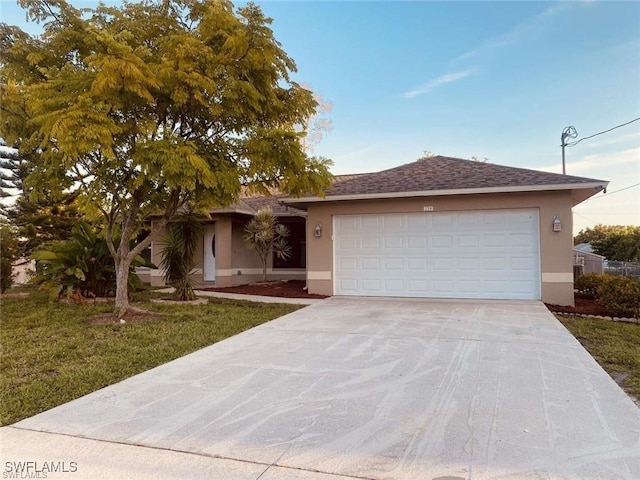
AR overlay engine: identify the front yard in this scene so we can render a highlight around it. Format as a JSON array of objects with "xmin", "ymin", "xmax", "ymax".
[
  {"xmin": 0, "ymin": 289, "xmax": 301, "ymax": 426},
  {"xmin": 558, "ymin": 315, "xmax": 640, "ymax": 403}
]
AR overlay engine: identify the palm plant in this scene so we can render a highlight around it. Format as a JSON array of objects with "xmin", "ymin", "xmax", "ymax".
[
  {"xmin": 244, "ymin": 208, "xmax": 291, "ymax": 282},
  {"xmin": 160, "ymin": 215, "xmax": 203, "ymax": 301},
  {"xmin": 30, "ymin": 221, "xmax": 149, "ymax": 300}
]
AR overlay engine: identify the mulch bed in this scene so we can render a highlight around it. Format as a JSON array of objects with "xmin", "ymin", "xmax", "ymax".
[
  {"xmin": 545, "ymin": 295, "xmax": 618, "ymax": 317},
  {"xmin": 202, "ymin": 280, "xmax": 329, "ymax": 299}
]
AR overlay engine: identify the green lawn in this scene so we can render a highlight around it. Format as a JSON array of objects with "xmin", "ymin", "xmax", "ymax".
[
  {"xmin": 558, "ymin": 315, "xmax": 640, "ymax": 401},
  {"xmin": 0, "ymin": 289, "xmax": 301, "ymax": 426}
]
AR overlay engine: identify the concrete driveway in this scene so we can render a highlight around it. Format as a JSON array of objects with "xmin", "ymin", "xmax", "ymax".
[{"xmin": 2, "ymin": 297, "xmax": 639, "ymax": 479}]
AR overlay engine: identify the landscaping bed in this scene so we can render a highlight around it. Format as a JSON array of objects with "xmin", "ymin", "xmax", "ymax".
[{"xmin": 202, "ymin": 279, "xmax": 329, "ymax": 299}]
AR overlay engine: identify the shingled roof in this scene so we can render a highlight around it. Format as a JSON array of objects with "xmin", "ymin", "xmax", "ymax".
[
  {"xmin": 324, "ymin": 156, "xmax": 606, "ymax": 197},
  {"xmin": 213, "ymin": 174, "xmax": 368, "ymax": 216}
]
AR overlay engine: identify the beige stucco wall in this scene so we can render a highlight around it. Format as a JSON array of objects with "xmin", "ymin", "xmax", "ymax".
[
  {"xmin": 305, "ymin": 190, "xmax": 575, "ymax": 306},
  {"xmin": 147, "ymin": 216, "xmax": 305, "ymax": 288}
]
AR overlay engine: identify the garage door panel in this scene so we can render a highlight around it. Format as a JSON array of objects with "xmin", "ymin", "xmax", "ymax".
[
  {"xmin": 334, "ymin": 209, "xmax": 540, "ymax": 300},
  {"xmin": 339, "ymin": 258, "xmax": 358, "ymax": 271},
  {"xmin": 383, "ymin": 236, "xmax": 403, "ymax": 249},
  {"xmin": 432, "ymin": 235, "xmax": 453, "ymax": 248},
  {"xmin": 360, "ymin": 237, "xmax": 379, "ymax": 249},
  {"xmin": 384, "ymin": 258, "xmax": 404, "ymax": 270},
  {"xmin": 483, "ymin": 234, "xmax": 507, "ymax": 247}
]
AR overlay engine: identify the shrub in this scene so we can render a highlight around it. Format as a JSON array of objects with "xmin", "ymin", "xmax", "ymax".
[
  {"xmin": 160, "ymin": 215, "xmax": 203, "ymax": 301},
  {"xmin": 596, "ymin": 275, "xmax": 640, "ymax": 319},
  {"xmin": 574, "ymin": 273, "xmax": 602, "ymax": 298},
  {"xmin": 30, "ymin": 222, "xmax": 151, "ymax": 300}
]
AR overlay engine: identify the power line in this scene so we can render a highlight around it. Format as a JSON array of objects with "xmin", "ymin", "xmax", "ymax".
[
  {"xmin": 582, "ymin": 182, "xmax": 640, "ymax": 202},
  {"xmin": 567, "ymin": 117, "xmax": 640, "ymax": 147}
]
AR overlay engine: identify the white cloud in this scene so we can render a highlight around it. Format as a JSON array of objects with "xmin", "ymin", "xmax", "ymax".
[
  {"xmin": 452, "ymin": 2, "xmax": 569, "ymax": 65},
  {"xmin": 537, "ymin": 147, "xmax": 640, "ymax": 175},
  {"xmin": 402, "ymin": 70, "xmax": 475, "ymax": 99}
]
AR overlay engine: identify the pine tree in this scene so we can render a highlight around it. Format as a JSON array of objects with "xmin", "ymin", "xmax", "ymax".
[
  {"xmin": 1, "ymin": 0, "xmax": 333, "ymax": 317},
  {"xmin": 0, "ymin": 141, "xmax": 79, "ymax": 255}
]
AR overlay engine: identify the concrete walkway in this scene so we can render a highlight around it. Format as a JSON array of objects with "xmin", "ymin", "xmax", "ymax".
[{"xmin": 2, "ymin": 297, "xmax": 639, "ymax": 479}]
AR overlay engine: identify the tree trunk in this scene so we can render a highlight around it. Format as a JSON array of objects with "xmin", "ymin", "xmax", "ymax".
[
  {"xmin": 262, "ymin": 262, "xmax": 267, "ymax": 282},
  {"xmin": 114, "ymin": 255, "xmax": 132, "ymax": 317}
]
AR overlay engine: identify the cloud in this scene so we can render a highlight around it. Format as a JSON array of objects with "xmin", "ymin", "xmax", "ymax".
[
  {"xmin": 402, "ymin": 70, "xmax": 475, "ymax": 99},
  {"xmin": 451, "ymin": 2, "xmax": 570, "ymax": 65},
  {"xmin": 537, "ymin": 147, "xmax": 640, "ymax": 174}
]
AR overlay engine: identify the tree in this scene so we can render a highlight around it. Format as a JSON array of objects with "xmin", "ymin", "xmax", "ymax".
[
  {"xmin": 160, "ymin": 215, "xmax": 203, "ymax": 301},
  {"xmin": 574, "ymin": 224, "xmax": 630, "ymax": 245},
  {"xmin": 591, "ymin": 227, "xmax": 640, "ymax": 262},
  {"xmin": 244, "ymin": 208, "xmax": 291, "ymax": 282},
  {"xmin": 1, "ymin": 0, "xmax": 333, "ymax": 316},
  {"xmin": 1, "ymin": 141, "xmax": 80, "ymax": 256},
  {"xmin": 574, "ymin": 225, "xmax": 640, "ymax": 261},
  {"xmin": 0, "ymin": 221, "xmax": 18, "ymax": 293}
]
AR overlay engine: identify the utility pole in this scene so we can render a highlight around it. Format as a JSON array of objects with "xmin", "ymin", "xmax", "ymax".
[{"xmin": 560, "ymin": 126, "xmax": 577, "ymax": 175}]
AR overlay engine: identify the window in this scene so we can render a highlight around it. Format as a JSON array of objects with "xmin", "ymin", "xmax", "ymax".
[{"xmin": 273, "ymin": 218, "xmax": 306, "ymax": 269}]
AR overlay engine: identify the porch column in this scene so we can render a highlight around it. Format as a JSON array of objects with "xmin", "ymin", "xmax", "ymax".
[{"xmin": 215, "ymin": 217, "xmax": 233, "ymax": 287}]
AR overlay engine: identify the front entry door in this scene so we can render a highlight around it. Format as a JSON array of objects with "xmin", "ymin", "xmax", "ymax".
[{"xmin": 203, "ymin": 224, "xmax": 216, "ymax": 282}]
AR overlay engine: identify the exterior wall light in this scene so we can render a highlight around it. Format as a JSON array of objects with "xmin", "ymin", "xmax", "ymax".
[
  {"xmin": 314, "ymin": 222, "xmax": 323, "ymax": 237},
  {"xmin": 553, "ymin": 215, "xmax": 562, "ymax": 232}
]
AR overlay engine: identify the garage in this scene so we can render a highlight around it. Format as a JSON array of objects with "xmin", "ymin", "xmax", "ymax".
[{"xmin": 333, "ymin": 209, "xmax": 541, "ymax": 299}]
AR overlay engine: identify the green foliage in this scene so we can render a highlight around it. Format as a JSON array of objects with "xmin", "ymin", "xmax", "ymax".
[
  {"xmin": 559, "ymin": 316, "xmax": 640, "ymax": 400},
  {"xmin": 574, "ymin": 225, "xmax": 630, "ymax": 245},
  {"xmin": 160, "ymin": 215, "xmax": 204, "ymax": 301},
  {"xmin": 574, "ymin": 273, "xmax": 602, "ymax": 299},
  {"xmin": 592, "ymin": 228, "xmax": 640, "ymax": 262},
  {"xmin": 596, "ymin": 276, "xmax": 640, "ymax": 319},
  {"xmin": 30, "ymin": 222, "xmax": 148, "ymax": 299},
  {"xmin": 575, "ymin": 225, "xmax": 640, "ymax": 261},
  {"xmin": 574, "ymin": 273, "xmax": 640, "ymax": 318},
  {"xmin": 1, "ymin": 141, "xmax": 81, "ymax": 257},
  {"xmin": 0, "ymin": 222, "xmax": 19, "ymax": 293},
  {"xmin": 0, "ymin": 288, "xmax": 301, "ymax": 425},
  {"xmin": 244, "ymin": 208, "xmax": 291, "ymax": 281},
  {"xmin": 1, "ymin": 0, "xmax": 333, "ymax": 311}
]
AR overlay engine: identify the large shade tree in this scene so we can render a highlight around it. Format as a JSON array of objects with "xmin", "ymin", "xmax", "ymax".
[{"xmin": 1, "ymin": 0, "xmax": 332, "ymax": 316}]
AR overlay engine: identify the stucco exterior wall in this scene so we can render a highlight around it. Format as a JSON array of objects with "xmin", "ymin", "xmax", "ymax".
[
  {"xmin": 305, "ymin": 190, "xmax": 575, "ymax": 306},
  {"xmin": 147, "ymin": 216, "xmax": 305, "ymax": 289}
]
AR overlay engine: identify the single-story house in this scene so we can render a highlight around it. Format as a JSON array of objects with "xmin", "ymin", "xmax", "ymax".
[
  {"xmin": 148, "ymin": 155, "xmax": 608, "ymax": 306},
  {"xmin": 573, "ymin": 243, "xmax": 605, "ymax": 275}
]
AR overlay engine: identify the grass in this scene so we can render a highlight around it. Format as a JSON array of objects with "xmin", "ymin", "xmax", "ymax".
[
  {"xmin": 558, "ymin": 315, "xmax": 640, "ymax": 401},
  {"xmin": 0, "ymin": 288, "xmax": 301, "ymax": 426}
]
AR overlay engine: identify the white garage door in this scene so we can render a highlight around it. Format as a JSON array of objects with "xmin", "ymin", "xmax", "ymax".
[{"xmin": 334, "ymin": 209, "xmax": 540, "ymax": 299}]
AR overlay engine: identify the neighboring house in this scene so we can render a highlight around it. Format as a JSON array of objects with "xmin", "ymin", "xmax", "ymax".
[
  {"xmin": 150, "ymin": 156, "xmax": 608, "ymax": 306},
  {"xmin": 573, "ymin": 243, "xmax": 605, "ymax": 274}
]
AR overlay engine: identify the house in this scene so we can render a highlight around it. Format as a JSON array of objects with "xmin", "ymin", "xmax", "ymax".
[
  {"xmin": 573, "ymin": 243, "xmax": 605, "ymax": 274},
  {"xmin": 149, "ymin": 156, "xmax": 608, "ymax": 306},
  {"xmin": 146, "ymin": 174, "xmax": 365, "ymax": 288}
]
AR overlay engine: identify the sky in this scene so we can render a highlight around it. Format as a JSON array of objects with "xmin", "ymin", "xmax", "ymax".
[{"xmin": 1, "ymin": 0, "xmax": 639, "ymax": 234}]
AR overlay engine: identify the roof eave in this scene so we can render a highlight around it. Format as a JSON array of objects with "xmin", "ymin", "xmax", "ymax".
[{"xmin": 282, "ymin": 182, "xmax": 609, "ymax": 208}]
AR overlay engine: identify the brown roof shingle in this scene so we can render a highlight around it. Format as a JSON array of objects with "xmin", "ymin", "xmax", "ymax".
[{"xmin": 325, "ymin": 156, "xmax": 606, "ymax": 197}]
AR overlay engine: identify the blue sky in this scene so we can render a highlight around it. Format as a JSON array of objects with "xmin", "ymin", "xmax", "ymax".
[{"xmin": 1, "ymin": 0, "xmax": 639, "ymax": 233}]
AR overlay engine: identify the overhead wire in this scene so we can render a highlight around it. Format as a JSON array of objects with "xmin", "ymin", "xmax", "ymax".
[
  {"xmin": 581, "ymin": 182, "xmax": 640, "ymax": 203},
  {"xmin": 566, "ymin": 117, "xmax": 640, "ymax": 147}
]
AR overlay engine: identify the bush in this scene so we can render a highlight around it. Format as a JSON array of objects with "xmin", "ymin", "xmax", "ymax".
[
  {"xmin": 575, "ymin": 273, "xmax": 602, "ymax": 298},
  {"xmin": 30, "ymin": 221, "xmax": 151, "ymax": 300},
  {"xmin": 596, "ymin": 275, "xmax": 640, "ymax": 319}
]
